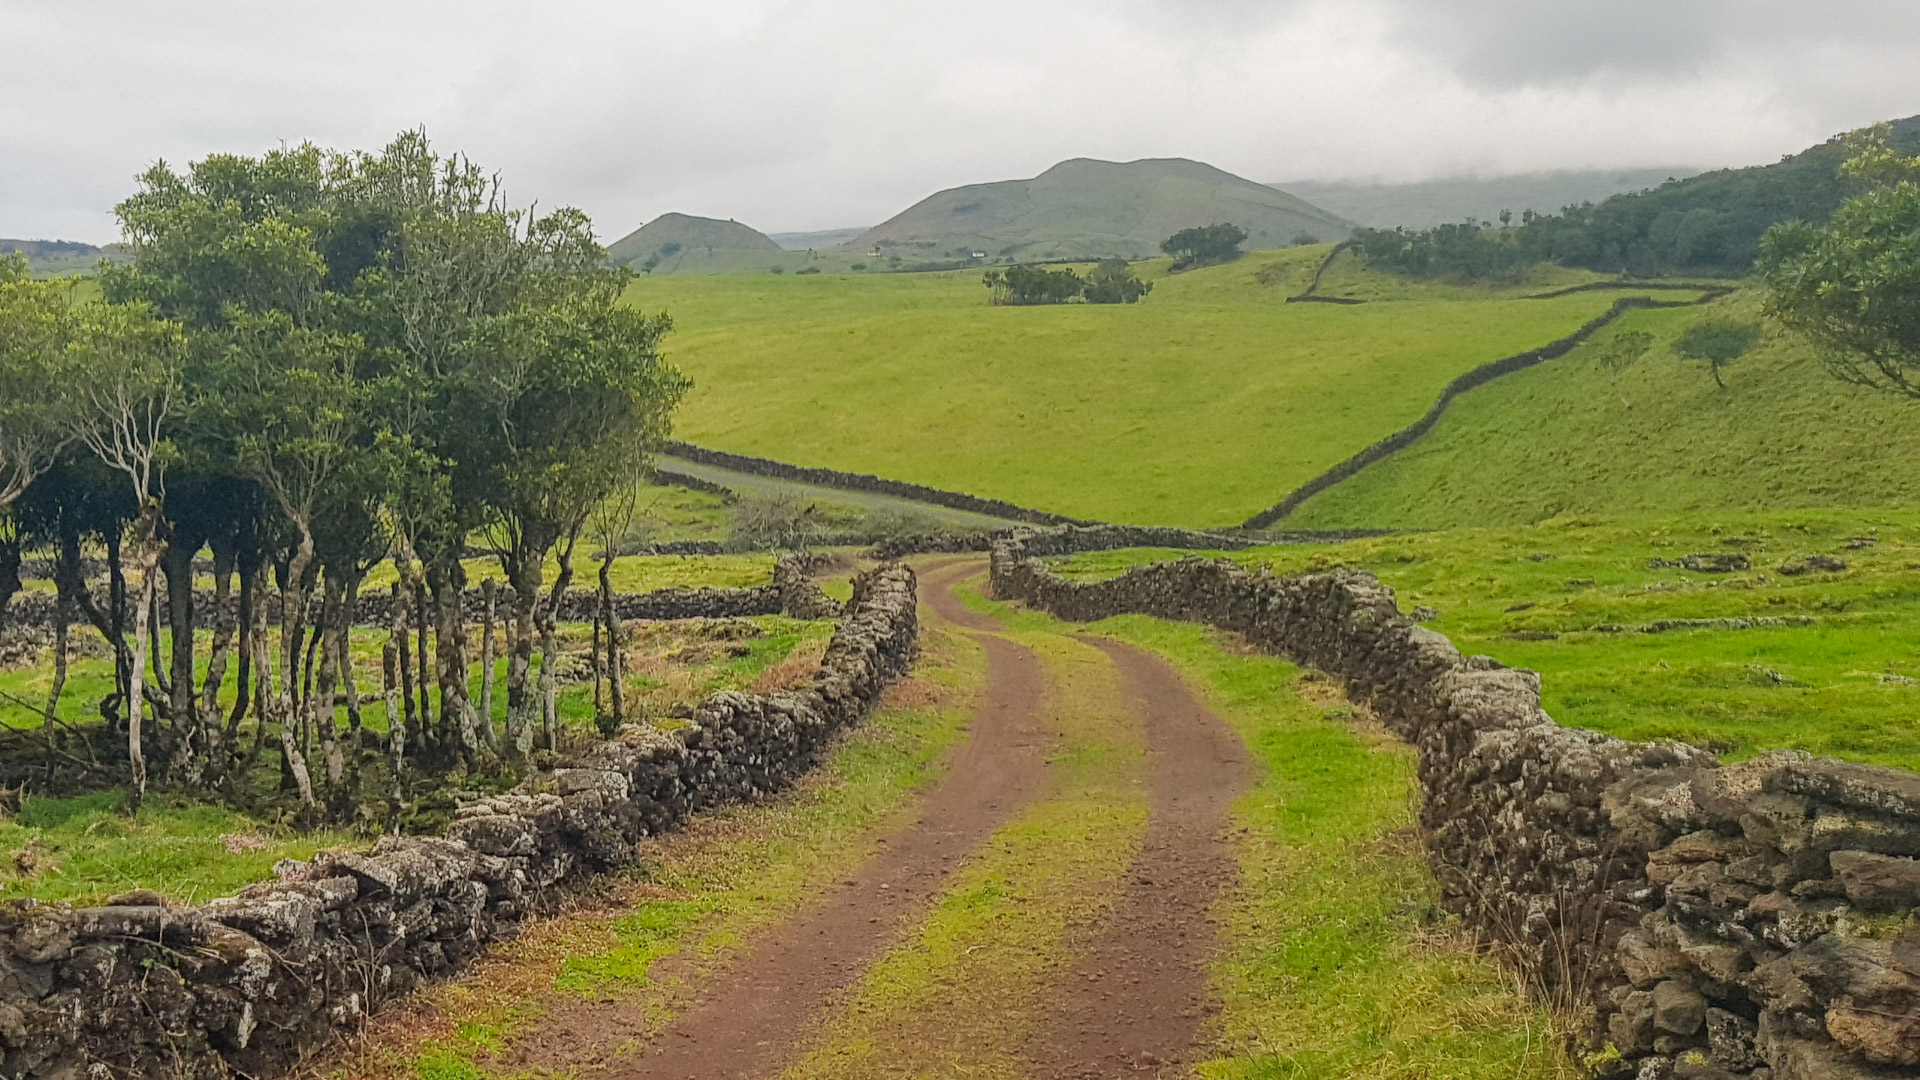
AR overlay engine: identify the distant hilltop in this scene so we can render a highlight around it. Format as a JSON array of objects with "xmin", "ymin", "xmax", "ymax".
[
  {"xmin": 846, "ymin": 157, "xmax": 1350, "ymax": 262},
  {"xmin": 605, "ymin": 212, "xmax": 782, "ymax": 271},
  {"xmin": 2, "ymin": 237, "xmax": 128, "ymax": 276}
]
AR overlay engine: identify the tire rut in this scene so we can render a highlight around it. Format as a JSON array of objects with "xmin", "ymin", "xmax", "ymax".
[
  {"xmin": 598, "ymin": 559, "xmax": 1052, "ymax": 1080},
  {"xmin": 1031, "ymin": 636, "xmax": 1253, "ymax": 1079}
]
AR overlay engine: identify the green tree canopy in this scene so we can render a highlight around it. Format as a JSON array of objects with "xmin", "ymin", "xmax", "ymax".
[
  {"xmin": 1672, "ymin": 319, "xmax": 1762, "ymax": 390},
  {"xmin": 1160, "ymin": 223, "xmax": 1247, "ymax": 269},
  {"xmin": 1082, "ymin": 259, "xmax": 1152, "ymax": 304},
  {"xmin": 1761, "ymin": 127, "xmax": 1920, "ymax": 396}
]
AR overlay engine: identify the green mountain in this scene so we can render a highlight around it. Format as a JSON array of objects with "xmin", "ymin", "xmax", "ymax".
[
  {"xmin": 605, "ymin": 213, "xmax": 782, "ymax": 269},
  {"xmin": 2, "ymin": 238, "xmax": 128, "ymax": 276},
  {"xmin": 847, "ymin": 157, "xmax": 1350, "ymax": 262},
  {"xmin": 1273, "ymin": 169, "xmax": 1693, "ymax": 230}
]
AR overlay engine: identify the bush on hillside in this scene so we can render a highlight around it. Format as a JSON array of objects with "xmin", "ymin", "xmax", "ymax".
[
  {"xmin": 983, "ymin": 264, "xmax": 1085, "ymax": 305},
  {"xmin": 1161, "ymin": 223, "xmax": 1247, "ymax": 270},
  {"xmin": 1082, "ymin": 259, "xmax": 1152, "ymax": 304}
]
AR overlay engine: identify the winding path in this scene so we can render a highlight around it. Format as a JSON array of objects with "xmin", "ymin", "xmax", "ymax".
[{"xmin": 426, "ymin": 557, "xmax": 1254, "ymax": 1080}]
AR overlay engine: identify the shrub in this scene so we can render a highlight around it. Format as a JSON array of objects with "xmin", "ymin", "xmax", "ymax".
[
  {"xmin": 1082, "ymin": 259, "xmax": 1152, "ymax": 304},
  {"xmin": 1161, "ymin": 223, "xmax": 1248, "ymax": 269},
  {"xmin": 983, "ymin": 264, "xmax": 1084, "ymax": 305}
]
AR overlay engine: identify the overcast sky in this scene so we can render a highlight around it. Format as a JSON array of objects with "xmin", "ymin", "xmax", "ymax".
[{"xmin": 5, "ymin": 0, "xmax": 1920, "ymax": 244}]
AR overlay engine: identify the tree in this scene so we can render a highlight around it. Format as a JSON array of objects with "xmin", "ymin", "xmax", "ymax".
[
  {"xmin": 1672, "ymin": 319, "xmax": 1762, "ymax": 390},
  {"xmin": 1593, "ymin": 329, "xmax": 1654, "ymax": 408},
  {"xmin": 19, "ymin": 127, "xmax": 695, "ymax": 818},
  {"xmin": 68, "ymin": 301, "xmax": 185, "ymax": 813},
  {"xmin": 1761, "ymin": 126, "xmax": 1920, "ymax": 396},
  {"xmin": 0, "ymin": 257, "xmax": 80, "ymax": 514},
  {"xmin": 0, "ymin": 256, "xmax": 83, "ymax": 620},
  {"xmin": 1160, "ymin": 223, "xmax": 1248, "ymax": 269},
  {"xmin": 982, "ymin": 264, "xmax": 1084, "ymax": 305},
  {"xmin": 1082, "ymin": 259, "xmax": 1152, "ymax": 304}
]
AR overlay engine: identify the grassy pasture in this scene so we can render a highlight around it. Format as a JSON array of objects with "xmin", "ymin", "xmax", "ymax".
[
  {"xmin": 1055, "ymin": 508, "xmax": 1920, "ymax": 771},
  {"xmin": 1288, "ymin": 288, "xmax": 1920, "ymax": 529},
  {"xmin": 626, "ymin": 247, "xmax": 1633, "ymax": 527}
]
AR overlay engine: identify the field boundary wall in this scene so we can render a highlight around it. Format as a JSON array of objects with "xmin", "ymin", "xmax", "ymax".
[
  {"xmin": 1243, "ymin": 288, "xmax": 1733, "ymax": 529},
  {"xmin": 663, "ymin": 441, "xmax": 1089, "ymax": 527},
  {"xmin": 990, "ymin": 526, "xmax": 1920, "ymax": 1080},
  {"xmin": 0, "ymin": 564, "xmax": 915, "ymax": 1080}
]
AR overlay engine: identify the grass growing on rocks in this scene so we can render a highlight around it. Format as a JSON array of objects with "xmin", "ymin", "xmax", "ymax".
[
  {"xmin": 331, "ymin": 623, "xmax": 985, "ymax": 1080},
  {"xmin": 1057, "ymin": 508, "xmax": 1920, "ymax": 769},
  {"xmin": 627, "ymin": 249, "xmax": 1636, "ymax": 526},
  {"xmin": 959, "ymin": 583, "xmax": 1571, "ymax": 1079},
  {"xmin": 776, "ymin": 632, "xmax": 1146, "ymax": 1080}
]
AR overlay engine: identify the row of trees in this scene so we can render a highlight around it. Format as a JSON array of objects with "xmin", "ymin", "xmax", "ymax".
[
  {"xmin": 982, "ymin": 259, "xmax": 1152, "ymax": 305},
  {"xmin": 0, "ymin": 131, "xmax": 688, "ymax": 818},
  {"xmin": 1355, "ymin": 121, "xmax": 1920, "ymax": 285}
]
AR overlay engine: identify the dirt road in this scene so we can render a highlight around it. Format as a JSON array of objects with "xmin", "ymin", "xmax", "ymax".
[{"xmin": 607, "ymin": 558, "xmax": 1251, "ymax": 1078}]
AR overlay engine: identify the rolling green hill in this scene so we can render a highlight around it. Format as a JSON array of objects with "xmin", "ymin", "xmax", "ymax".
[
  {"xmin": 606, "ymin": 212, "xmax": 782, "ymax": 268},
  {"xmin": 848, "ymin": 157, "xmax": 1350, "ymax": 262},
  {"xmin": 625, "ymin": 247, "xmax": 1644, "ymax": 527},
  {"xmin": 1274, "ymin": 169, "xmax": 1691, "ymax": 230},
  {"xmin": 1284, "ymin": 287, "xmax": 1920, "ymax": 529}
]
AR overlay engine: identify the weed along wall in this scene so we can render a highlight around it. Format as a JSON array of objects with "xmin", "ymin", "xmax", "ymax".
[
  {"xmin": 0, "ymin": 564, "xmax": 916, "ymax": 1080},
  {"xmin": 990, "ymin": 529, "xmax": 1920, "ymax": 1080}
]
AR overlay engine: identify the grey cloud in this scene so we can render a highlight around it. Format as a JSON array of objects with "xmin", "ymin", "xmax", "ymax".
[{"xmin": 3, "ymin": 0, "xmax": 1919, "ymax": 244}]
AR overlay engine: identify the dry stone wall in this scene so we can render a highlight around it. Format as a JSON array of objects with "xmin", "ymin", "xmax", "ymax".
[
  {"xmin": 0, "ymin": 564, "xmax": 916, "ymax": 1080},
  {"xmin": 991, "ymin": 528, "xmax": 1920, "ymax": 1080}
]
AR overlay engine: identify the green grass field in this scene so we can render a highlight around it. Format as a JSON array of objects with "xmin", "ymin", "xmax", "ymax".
[
  {"xmin": 627, "ymin": 247, "xmax": 1637, "ymax": 527},
  {"xmin": 1055, "ymin": 508, "xmax": 1920, "ymax": 771},
  {"xmin": 1287, "ymin": 288, "xmax": 1920, "ymax": 529}
]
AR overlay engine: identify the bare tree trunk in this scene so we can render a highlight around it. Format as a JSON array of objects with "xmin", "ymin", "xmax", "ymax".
[
  {"xmin": 477, "ymin": 580, "xmax": 498, "ymax": 750},
  {"xmin": 339, "ymin": 569, "xmax": 366, "ymax": 735},
  {"xmin": 279, "ymin": 533, "xmax": 318, "ymax": 809},
  {"xmin": 431, "ymin": 562, "xmax": 481, "ymax": 767},
  {"xmin": 105, "ymin": 529, "xmax": 130, "ymax": 727},
  {"xmin": 161, "ymin": 537, "xmax": 197, "ymax": 743},
  {"xmin": 393, "ymin": 582, "xmax": 418, "ymax": 755},
  {"xmin": 202, "ymin": 541, "xmax": 236, "ymax": 731},
  {"xmin": 591, "ymin": 605, "xmax": 603, "ymax": 719},
  {"xmin": 413, "ymin": 577, "xmax": 433, "ymax": 749},
  {"xmin": 312, "ymin": 575, "xmax": 345, "ymax": 801},
  {"xmin": 540, "ymin": 533, "xmax": 580, "ymax": 752},
  {"xmin": 382, "ymin": 631, "xmax": 405, "ymax": 827},
  {"xmin": 126, "ymin": 547, "xmax": 159, "ymax": 815},
  {"xmin": 43, "ymin": 590, "xmax": 70, "ymax": 784},
  {"xmin": 224, "ymin": 551, "xmax": 260, "ymax": 743},
  {"xmin": 504, "ymin": 555, "xmax": 541, "ymax": 762},
  {"xmin": 600, "ymin": 554, "xmax": 626, "ymax": 735}
]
